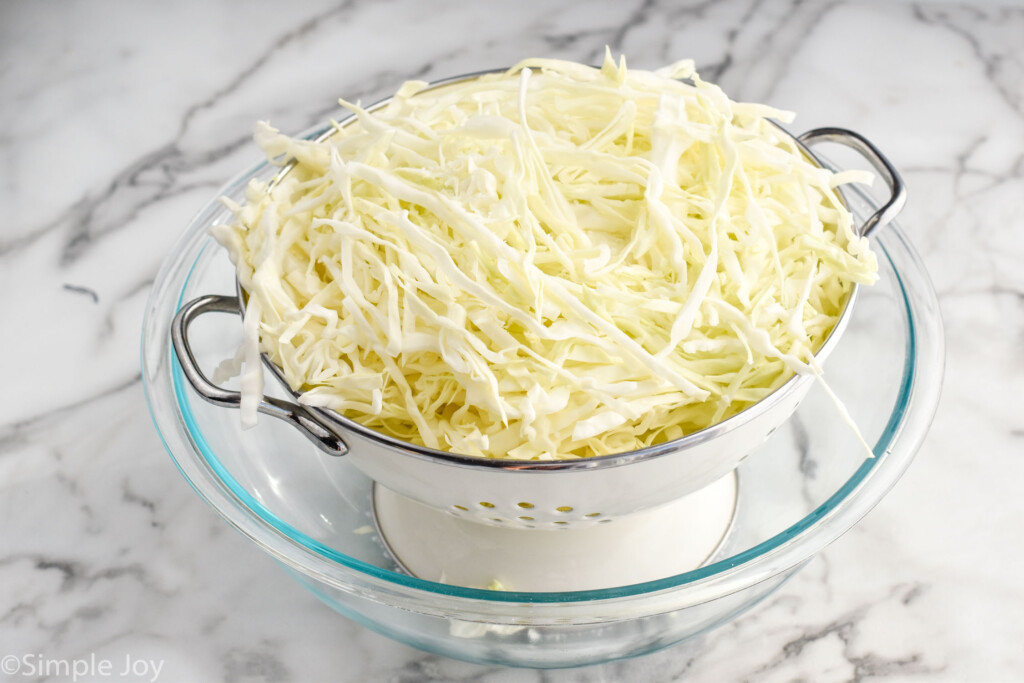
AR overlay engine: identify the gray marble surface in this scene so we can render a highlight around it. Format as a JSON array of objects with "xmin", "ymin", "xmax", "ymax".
[{"xmin": 2, "ymin": 0, "xmax": 1022, "ymax": 680}]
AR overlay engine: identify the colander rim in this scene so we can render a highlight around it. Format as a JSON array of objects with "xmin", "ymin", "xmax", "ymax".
[{"xmin": 235, "ymin": 68, "xmax": 863, "ymax": 471}]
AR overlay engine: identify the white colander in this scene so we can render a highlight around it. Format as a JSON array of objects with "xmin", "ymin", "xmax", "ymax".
[{"xmin": 171, "ymin": 73, "xmax": 905, "ymax": 532}]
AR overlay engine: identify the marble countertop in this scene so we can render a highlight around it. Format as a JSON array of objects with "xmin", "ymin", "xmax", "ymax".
[{"xmin": 3, "ymin": 0, "xmax": 1022, "ymax": 680}]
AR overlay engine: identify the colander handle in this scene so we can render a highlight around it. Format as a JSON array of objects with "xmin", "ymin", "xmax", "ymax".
[
  {"xmin": 797, "ymin": 127, "xmax": 907, "ymax": 237},
  {"xmin": 171, "ymin": 294, "xmax": 349, "ymax": 457}
]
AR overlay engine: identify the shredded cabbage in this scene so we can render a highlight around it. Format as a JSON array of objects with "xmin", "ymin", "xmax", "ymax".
[{"xmin": 212, "ymin": 51, "xmax": 877, "ymax": 460}]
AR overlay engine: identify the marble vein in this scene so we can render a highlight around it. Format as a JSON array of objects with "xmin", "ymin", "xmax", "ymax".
[
  {"xmin": 2, "ymin": 2, "xmax": 358, "ymax": 267},
  {"xmin": 749, "ymin": 584, "xmax": 941, "ymax": 682},
  {"xmin": 913, "ymin": 4, "xmax": 1024, "ymax": 118},
  {"xmin": 61, "ymin": 283, "xmax": 100, "ymax": 304},
  {"xmin": 176, "ymin": 0, "xmax": 359, "ymax": 140},
  {"xmin": 0, "ymin": 374, "xmax": 142, "ymax": 453}
]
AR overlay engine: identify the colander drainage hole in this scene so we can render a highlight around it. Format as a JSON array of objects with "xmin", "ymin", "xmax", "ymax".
[
  {"xmin": 555, "ymin": 506, "xmax": 573, "ymax": 513},
  {"xmin": 517, "ymin": 502, "xmax": 534, "ymax": 509},
  {"xmin": 479, "ymin": 502, "xmax": 495, "ymax": 508}
]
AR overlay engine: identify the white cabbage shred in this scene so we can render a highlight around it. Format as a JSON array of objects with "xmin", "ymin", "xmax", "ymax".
[{"xmin": 212, "ymin": 51, "xmax": 877, "ymax": 460}]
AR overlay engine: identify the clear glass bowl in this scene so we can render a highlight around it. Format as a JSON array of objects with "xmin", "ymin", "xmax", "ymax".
[{"xmin": 142, "ymin": 140, "xmax": 944, "ymax": 669}]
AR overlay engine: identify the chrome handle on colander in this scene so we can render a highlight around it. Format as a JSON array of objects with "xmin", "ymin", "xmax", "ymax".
[
  {"xmin": 171, "ymin": 294, "xmax": 349, "ymax": 457},
  {"xmin": 798, "ymin": 127, "xmax": 907, "ymax": 237}
]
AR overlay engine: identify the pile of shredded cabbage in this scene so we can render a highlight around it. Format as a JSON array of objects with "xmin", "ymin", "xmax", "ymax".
[{"xmin": 212, "ymin": 51, "xmax": 878, "ymax": 460}]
